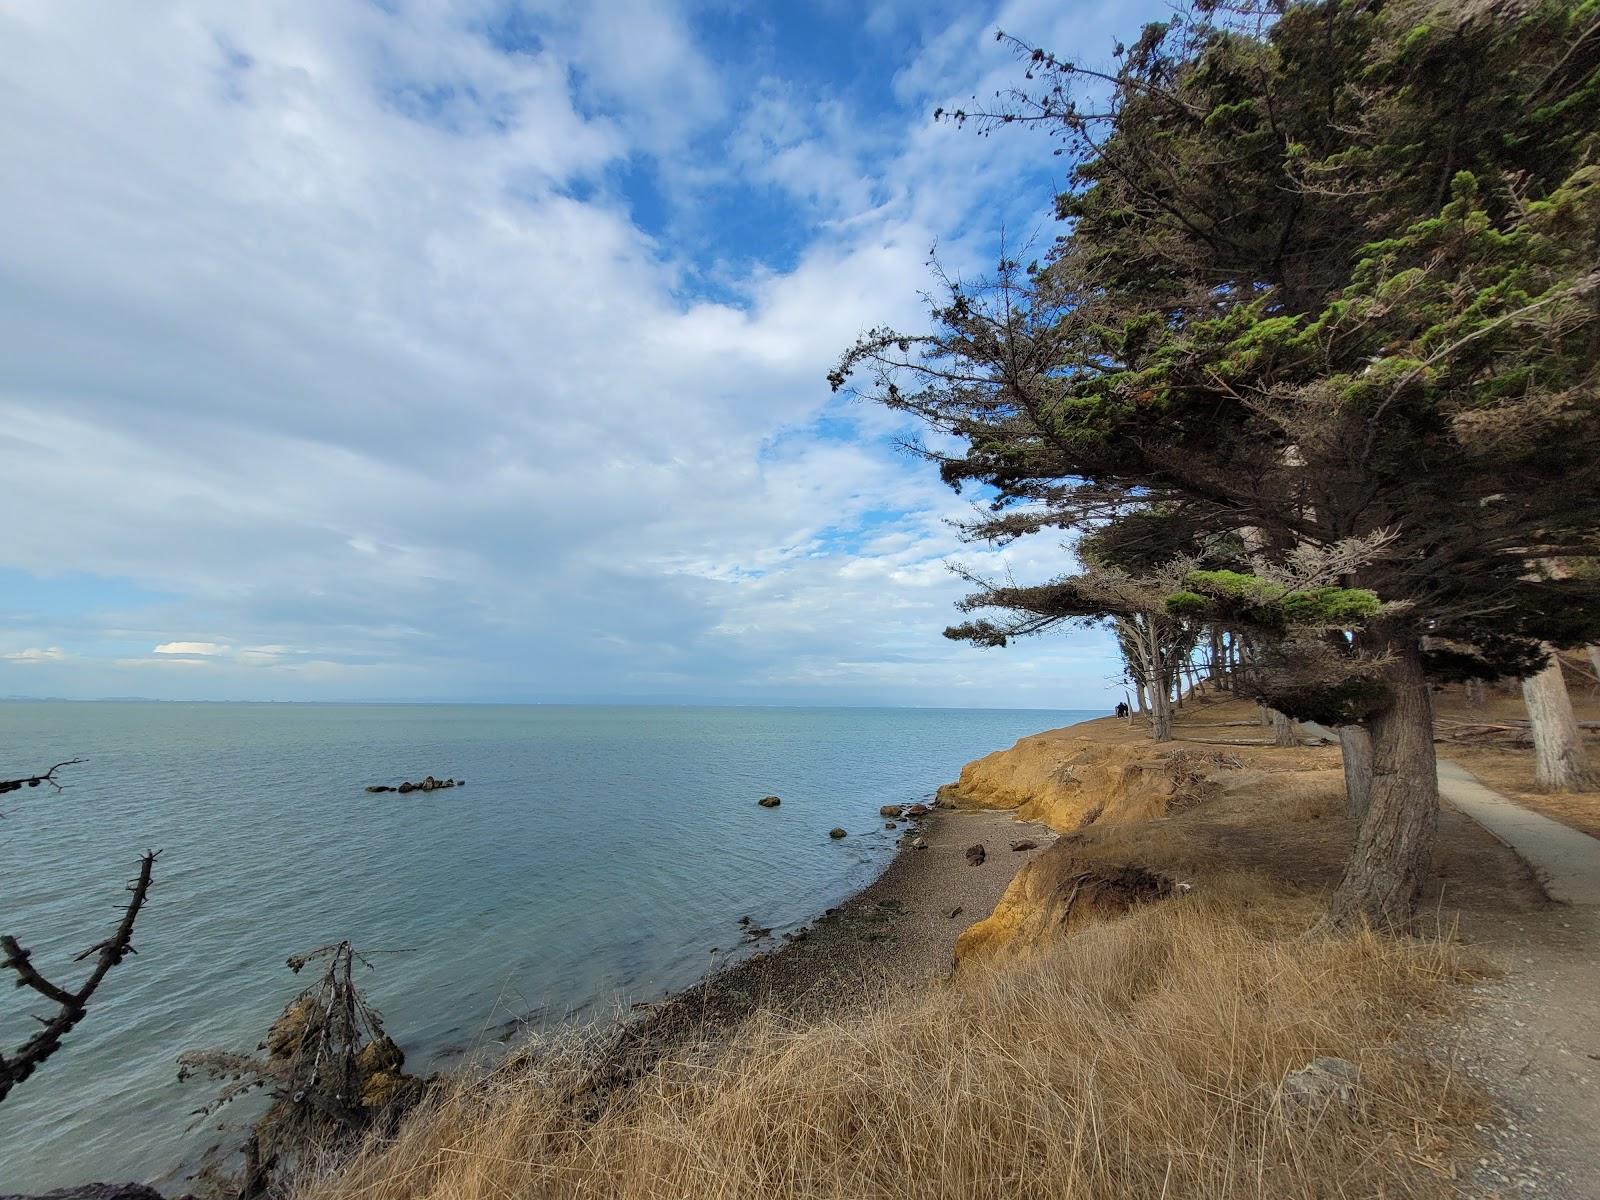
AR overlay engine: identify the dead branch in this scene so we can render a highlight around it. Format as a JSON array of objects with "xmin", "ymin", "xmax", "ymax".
[
  {"xmin": 0, "ymin": 850, "xmax": 158, "ymax": 1103},
  {"xmin": 0, "ymin": 758, "xmax": 85, "ymax": 800}
]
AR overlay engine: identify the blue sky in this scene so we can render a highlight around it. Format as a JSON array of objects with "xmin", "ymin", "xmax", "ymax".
[{"xmin": 0, "ymin": 0, "xmax": 1163, "ymax": 706}]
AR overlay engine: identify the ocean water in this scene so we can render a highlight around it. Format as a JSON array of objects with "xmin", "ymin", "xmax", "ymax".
[{"xmin": 0, "ymin": 701, "xmax": 1092, "ymax": 1190}]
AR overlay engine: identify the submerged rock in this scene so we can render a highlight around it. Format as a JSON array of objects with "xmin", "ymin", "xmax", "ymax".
[
  {"xmin": 380, "ymin": 776, "xmax": 460, "ymax": 795},
  {"xmin": 884, "ymin": 821, "xmax": 897, "ymax": 829},
  {"xmin": 758, "ymin": 795, "xmax": 781, "ymax": 808}
]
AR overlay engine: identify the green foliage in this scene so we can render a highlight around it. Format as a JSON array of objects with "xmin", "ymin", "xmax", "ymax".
[
  {"xmin": 1167, "ymin": 572, "xmax": 1382, "ymax": 633},
  {"xmin": 835, "ymin": 0, "xmax": 1600, "ymax": 711}
]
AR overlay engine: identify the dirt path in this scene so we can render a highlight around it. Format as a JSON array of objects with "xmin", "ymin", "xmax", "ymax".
[{"xmin": 1436, "ymin": 758, "xmax": 1600, "ymax": 1200}]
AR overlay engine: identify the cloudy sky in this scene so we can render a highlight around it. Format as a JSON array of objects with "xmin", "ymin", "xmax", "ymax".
[{"xmin": 0, "ymin": 0, "xmax": 1160, "ymax": 707}]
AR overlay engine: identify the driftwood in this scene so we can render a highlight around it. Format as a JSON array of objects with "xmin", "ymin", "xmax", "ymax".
[{"xmin": 0, "ymin": 851, "xmax": 158, "ymax": 1103}]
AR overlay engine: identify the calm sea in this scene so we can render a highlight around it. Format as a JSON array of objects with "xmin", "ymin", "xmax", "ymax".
[{"xmin": 0, "ymin": 701, "xmax": 1092, "ymax": 1190}]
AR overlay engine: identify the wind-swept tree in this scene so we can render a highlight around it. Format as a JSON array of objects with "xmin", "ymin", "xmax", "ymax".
[
  {"xmin": 834, "ymin": 0, "xmax": 1600, "ymax": 928},
  {"xmin": 947, "ymin": 555, "xmax": 1201, "ymax": 741}
]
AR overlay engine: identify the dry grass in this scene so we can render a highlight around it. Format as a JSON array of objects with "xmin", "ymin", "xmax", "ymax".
[{"xmin": 301, "ymin": 881, "xmax": 1483, "ymax": 1200}]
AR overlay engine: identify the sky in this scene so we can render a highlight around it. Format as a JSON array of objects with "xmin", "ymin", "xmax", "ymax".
[{"xmin": 0, "ymin": 0, "xmax": 1165, "ymax": 707}]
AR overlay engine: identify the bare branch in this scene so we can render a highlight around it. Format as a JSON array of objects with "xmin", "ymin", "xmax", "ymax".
[
  {"xmin": 0, "ymin": 850, "xmax": 158, "ymax": 1103},
  {"xmin": 0, "ymin": 759, "xmax": 86, "ymax": 801}
]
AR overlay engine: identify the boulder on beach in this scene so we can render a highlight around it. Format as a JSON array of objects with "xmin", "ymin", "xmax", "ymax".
[
  {"xmin": 903, "ymin": 803, "xmax": 931, "ymax": 818},
  {"xmin": 1010, "ymin": 839, "xmax": 1039, "ymax": 852},
  {"xmin": 965, "ymin": 843, "xmax": 986, "ymax": 866},
  {"xmin": 911, "ymin": 837, "xmax": 927, "ymax": 849},
  {"xmin": 828, "ymin": 827, "xmax": 847, "ymax": 839},
  {"xmin": 758, "ymin": 795, "xmax": 781, "ymax": 808},
  {"xmin": 879, "ymin": 804, "xmax": 903, "ymax": 818}
]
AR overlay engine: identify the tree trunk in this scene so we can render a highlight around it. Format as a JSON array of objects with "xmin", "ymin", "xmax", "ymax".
[
  {"xmin": 1269, "ymin": 709, "xmax": 1298, "ymax": 747},
  {"xmin": 1523, "ymin": 647, "xmax": 1598, "ymax": 792},
  {"xmin": 1587, "ymin": 645, "xmax": 1600, "ymax": 688},
  {"xmin": 1338, "ymin": 725, "xmax": 1374, "ymax": 823},
  {"xmin": 1464, "ymin": 678, "xmax": 1486, "ymax": 708},
  {"xmin": 1327, "ymin": 638, "xmax": 1439, "ymax": 931},
  {"xmin": 1151, "ymin": 696, "xmax": 1172, "ymax": 742}
]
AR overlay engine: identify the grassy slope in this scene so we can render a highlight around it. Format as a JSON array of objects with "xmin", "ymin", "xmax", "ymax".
[{"xmin": 300, "ymin": 694, "xmax": 1536, "ymax": 1200}]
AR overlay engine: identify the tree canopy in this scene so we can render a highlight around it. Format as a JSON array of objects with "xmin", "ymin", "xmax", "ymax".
[{"xmin": 833, "ymin": 0, "xmax": 1600, "ymax": 928}]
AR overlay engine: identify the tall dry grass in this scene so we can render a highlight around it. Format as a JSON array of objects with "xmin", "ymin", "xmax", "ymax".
[{"xmin": 301, "ymin": 881, "xmax": 1481, "ymax": 1200}]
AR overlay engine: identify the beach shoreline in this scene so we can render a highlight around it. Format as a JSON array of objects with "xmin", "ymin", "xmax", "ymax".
[{"xmin": 540, "ymin": 802, "xmax": 1058, "ymax": 1092}]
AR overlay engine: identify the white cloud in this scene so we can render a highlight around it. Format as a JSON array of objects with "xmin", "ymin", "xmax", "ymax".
[
  {"xmin": 0, "ymin": 0, "xmax": 1153, "ymax": 705},
  {"xmin": 2, "ymin": 647, "xmax": 67, "ymax": 663}
]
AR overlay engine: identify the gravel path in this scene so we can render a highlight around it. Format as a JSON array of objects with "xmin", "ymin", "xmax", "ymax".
[{"xmin": 1437, "ymin": 759, "xmax": 1600, "ymax": 1200}]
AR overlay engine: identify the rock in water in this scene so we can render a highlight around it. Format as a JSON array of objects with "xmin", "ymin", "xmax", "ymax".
[
  {"xmin": 965, "ymin": 843, "xmax": 986, "ymax": 866},
  {"xmin": 884, "ymin": 821, "xmax": 897, "ymax": 829},
  {"xmin": 903, "ymin": 803, "xmax": 931, "ymax": 818},
  {"xmin": 365, "ymin": 785, "xmax": 394, "ymax": 793},
  {"xmin": 758, "ymin": 795, "xmax": 781, "ymax": 808},
  {"xmin": 397, "ymin": 781, "xmax": 415, "ymax": 794},
  {"xmin": 1009, "ymin": 839, "xmax": 1039, "ymax": 852},
  {"xmin": 828, "ymin": 827, "xmax": 847, "ymax": 839},
  {"xmin": 879, "ymin": 804, "xmax": 903, "ymax": 818}
]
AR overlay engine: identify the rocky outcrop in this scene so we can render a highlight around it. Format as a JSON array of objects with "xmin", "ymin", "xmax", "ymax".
[
  {"xmin": 370, "ymin": 776, "xmax": 460, "ymax": 795},
  {"xmin": 935, "ymin": 728, "xmax": 1195, "ymax": 833},
  {"xmin": 955, "ymin": 850, "xmax": 1173, "ymax": 965}
]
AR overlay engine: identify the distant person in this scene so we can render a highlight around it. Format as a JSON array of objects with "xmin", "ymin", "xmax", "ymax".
[{"xmin": 1114, "ymin": 701, "xmax": 1130, "ymax": 719}]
